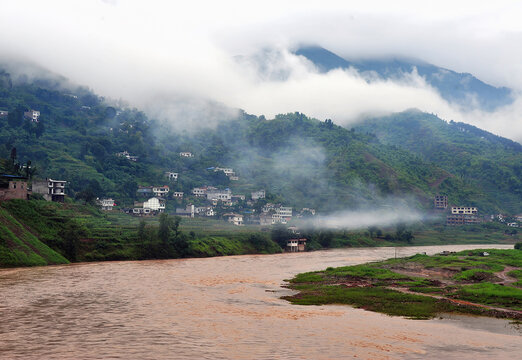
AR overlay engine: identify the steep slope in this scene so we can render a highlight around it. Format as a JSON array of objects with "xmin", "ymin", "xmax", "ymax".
[
  {"xmin": 295, "ymin": 46, "xmax": 513, "ymax": 111},
  {"xmin": 0, "ymin": 206, "xmax": 69, "ymax": 267}
]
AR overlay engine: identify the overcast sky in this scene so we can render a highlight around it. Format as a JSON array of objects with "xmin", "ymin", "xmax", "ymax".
[{"xmin": 1, "ymin": 0, "xmax": 522, "ymax": 141}]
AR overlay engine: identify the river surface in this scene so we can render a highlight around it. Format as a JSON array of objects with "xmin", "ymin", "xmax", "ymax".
[{"xmin": 0, "ymin": 244, "xmax": 520, "ymax": 360}]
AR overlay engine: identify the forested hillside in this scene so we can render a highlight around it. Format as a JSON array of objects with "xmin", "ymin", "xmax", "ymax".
[
  {"xmin": 354, "ymin": 110, "xmax": 522, "ymax": 213},
  {"xmin": 1, "ymin": 68, "xmax": 521, "ymax": 214}
]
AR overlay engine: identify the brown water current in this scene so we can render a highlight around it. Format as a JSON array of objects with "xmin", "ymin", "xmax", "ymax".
[{"xmin": 0, "ymin": 244, "xmax": 520, "ymax": 359}]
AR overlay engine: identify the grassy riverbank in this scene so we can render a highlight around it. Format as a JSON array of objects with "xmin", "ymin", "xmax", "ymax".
[{"xmin": 283, "ymin": 248, "xmax": 522, "ymax": 320}]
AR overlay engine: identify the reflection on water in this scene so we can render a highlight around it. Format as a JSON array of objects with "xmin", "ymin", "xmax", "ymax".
[{"xmin": 0, "ymin": 244, "xmax": 519, "ymax": 359}]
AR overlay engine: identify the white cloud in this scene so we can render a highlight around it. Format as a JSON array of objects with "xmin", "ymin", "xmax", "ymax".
[{"xmin": 1, "ymin": 0, "xmax": 522, "ymax": 141}]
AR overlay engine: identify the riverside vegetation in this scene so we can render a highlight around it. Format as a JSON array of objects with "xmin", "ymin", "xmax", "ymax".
[
  {"xmin": 0, "ymin": 199, "xmax": 519, "ymax": 267},
  {"xmin": 283, "ymin": 248, "xmax": 522, "ymax": 320}
]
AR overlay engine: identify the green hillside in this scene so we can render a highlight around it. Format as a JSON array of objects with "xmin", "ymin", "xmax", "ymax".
[
  {"xmin": 354, "ymin": 110, "xmax": 522, "ymax": 213},
  {"xmin": 0, "ymin": 68, "xmax": 520, "ymax": 214},
  {"xmin": 0, "ymin": 205, "xmax": 68, "ymax": 267}
]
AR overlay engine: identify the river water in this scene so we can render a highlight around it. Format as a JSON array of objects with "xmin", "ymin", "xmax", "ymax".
[{"xmin": 0, "ymin": 244, "xmax": 520, "ymax": 359}]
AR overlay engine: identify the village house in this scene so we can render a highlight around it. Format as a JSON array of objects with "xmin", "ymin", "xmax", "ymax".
[
  {"xmin": 286, "ymin": 238, "xmax": 307, "ymax": 252},
  {"xmin": 206, "ymin": 188, "xmax": 231, "ymax": 201},
  {"xmin": 165, "ymin": 172, "xmax": 178, "ymax": 181},
  {"xmin": 446, "ymin": 214, "xmax": 481, "ymax": 226},
  {"xmin": 272, "ymin": 206, "xmax": 293, "ymax": 224},
  {"xmin": 251, "ymin": 190, "xmax": 265, "ymax": 201},
  {"xmin": 262, "ymin": 203, "xmax": 276, "ymax": 213},
  {"xmin": 132, "ymin": 207, "xmax": 151, "ymax": 216},
  {"xmin": 192, "ymin": 186, "xmax": 212, "ymax": 197},
  {"xmin": 195, "ymin": 206, "xmax": 215, "ymax": 217},
  {"xmin": 176, "ymin": 204, "xmax": 195, "ymax": 218},
  {"xmin": 223, "ymin": 213, "xmax": 243, "ymax": 226},
  {"xmin": 507, "ymin": 222, "xmax": 519, "ymax": 228},
  {"xmin": 299, "ymin": 208, "xmax": 316, "ymax": 217},
  {"xmin": 143, "ymin": 197, "xmax": 166, "ymax": 212},
  {"xmin": 137, "ymin": 186, "xmax": 153, "ymax": 197},
  {"xmin": 179, "ymin": 152, "xmax": 194, "ymax": 158},
  {"xmin": 0, "ymin": 175, "xmax": 30, "ymax": 201},
  {"xmin": 32, "ymin": 178, "xmax": 66, "ymax": 202},
  {"xmin": 231, "ymin": 194, "xmax": 245, "ymax": 203},
  {"xmin": 173, "ymin": 191, "xmax": 184, "ymax": 199},
  {"xmin": 451, "ymin": 206, "xmax": 478, "ymax": 215},
  {"xmin": 152, "ymin": 185, "xmax": 169, "ymax": 197},
  {"xmin": 0, "ymin": 110, "xmax": 8, "ymax": 118},
  {"xmin": 434, "ymin": 195, "xmax": 448, "ymax": 209},
  {"xmin": 24, "ymin": 109, "xmax": 40, "ymax": 122},
  {"xmin": 98, "ymin": 198, "xmax": 115, "ymax": 211},
  {"xmin": 116, "ymin": 150, "xmax": 138, "ymax": 162},
  {"xmin": 259, "ymin": 213, "xmax": 272, "ymax": 226}
]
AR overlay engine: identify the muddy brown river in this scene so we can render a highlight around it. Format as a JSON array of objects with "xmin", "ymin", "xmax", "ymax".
[{"xmin": 0, "ymin": 244, "xmax": 520, "ymax": 359}]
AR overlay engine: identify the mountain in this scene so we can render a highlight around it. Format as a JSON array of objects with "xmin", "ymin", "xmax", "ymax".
[
  {"xmin": 354, "ymin": 110, "xmax": 522, "ymax": 213},
  {"xmin": 294, "ymin": 46, "xmax": 513, "ymax": 111},
  {"xmin": 0, "ymin": 67, "xmax": 521, "ymax": 215}
]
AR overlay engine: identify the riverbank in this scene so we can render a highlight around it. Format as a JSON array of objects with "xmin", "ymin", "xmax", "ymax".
[
  {"xmin": 1, "ymin": 199, "xmax": 520, "ymax": 268},
  {"xmin": 283, "ymin": 248, "xmax": 522, "ymax": 320}
]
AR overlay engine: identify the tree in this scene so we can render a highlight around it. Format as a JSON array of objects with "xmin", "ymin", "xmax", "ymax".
[
  {"xmin": 60, "ymin": 221, "xmax": 87, "ymax": 262},
  {"xmin": 368, "ymin": 226, "xmax": 379, "ymax": 238},
  {"xmin": 35, "ymin": 121, "xmax": 45, "ymax": 138}
]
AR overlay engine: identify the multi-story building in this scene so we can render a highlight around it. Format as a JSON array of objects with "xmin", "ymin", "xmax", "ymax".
[
  {"xmin": 446, "ymin": 214, "xmax": 481, "ymax": 226},
  {"xmin": 451, "ymin": 206, "xmax": 478, "ymax": 215},
  {"xmin": 152, "ymin": 185, "xmax": 169, "ymax": 197},
  {"xmin": 192, "ymin": 187, "xmax": 208, "ymax": 197},
  {"xmin": 272, "ymin": 206, "xmax": 293, "ymax": 224},
  {"xmin": 206, "ymin": 188, "xmax": 231, "ymax": 201},
  {"xmin": 99, "ymin": 198, "xmax": 115, "ymax": 211},
  {"xmin": 24, "ymin": 109, "xmax": 40, "ymax": 122},
  {"xmin": 32, "ymin": 178, "xmax": 66, "ymax": 202},
  {"xmin": 173, "ymin": 191, "xmax": 184, "ymax": 199},
  {"xmin": 434, "ymin": 195, "xmax": 448, "ymax": 209},
  {"xmin": 179, "ymin": 152, "xmax": 193, "ymax": 158}
]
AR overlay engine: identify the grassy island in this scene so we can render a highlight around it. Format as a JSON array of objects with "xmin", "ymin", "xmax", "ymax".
[{"xmin": 283, "ymin": 248, "xmax": 522, "ymax": 320}]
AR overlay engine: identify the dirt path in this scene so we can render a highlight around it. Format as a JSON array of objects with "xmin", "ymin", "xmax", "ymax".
[
  {"xmin": 496, "ymin": 266, "xmax": 518, "ymax": 286},
  {"xmin": 387, "ymin": 286, "xmax": 522, "ymax": 319}
]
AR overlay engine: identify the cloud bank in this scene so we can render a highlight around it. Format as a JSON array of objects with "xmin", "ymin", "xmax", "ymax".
[{"xmin": 1, "ymin": 0, "xmax": 521, "ymax": 141}]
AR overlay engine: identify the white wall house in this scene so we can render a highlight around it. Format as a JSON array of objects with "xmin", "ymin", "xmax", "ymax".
[
  {"xmin": 165, "ymin": 172, "xmax": 178, "ymax": 181},
  {"xmin": 99, "ymin": 198, "xmax": 115, "ymax": 211},
  {"xmin": 224, "ymin": 213, "xmax": 243, "ymax": 226},
  {"xmin": 152, "ymin": 186, "xmax": 169, "ymax": 197},
  {"xmin": 451, "ymin": 206, "xmax": 478, "ymax": 215},
  {"xmin": 251, "ymin": 190, "xmax": 265, "ymax": 201},
  {"xmin": 180, "ymin": 152, "xmax": 193, "ymax": 157},
  {"xmin": 24, "ymin": 109, "xmax": 40, "ymax": 122},
  {"xmin": 143, "ymin": 197, "xmax": 166, "ymax": 212}
]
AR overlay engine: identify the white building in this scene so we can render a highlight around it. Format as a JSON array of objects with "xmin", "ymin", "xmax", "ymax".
[
  {"xmin": 173, "ymin": 192, "xmax": 184, "ymax": 199},
  {"xmin": 451, "ymin": 206, "xmax": 478, "ymax": 215},
  {"xmin": 143, "ymin": 197, "xmax": 166, "ymax": 212},
  {"xmin": 116, "ymin": 150, "xmax": 138, "ymax": 162},
  {"xmin": 180, "ymin": 152, "xmax": 193, "ymax": 158},
  {"xmin": 224, "ymin": 213, "xmax": 243, "ymax": 226},
  {"xmin": 206, "ymin": 188, "xmax": 232, "ymax": 201},
  {"xmin": 251, "ymin": 190, "xmax": 266, "ymax": 201},
  {"xmin": 99, "ymin": 198, "xmax": 115, "ymax": 211},
  {"xmin": 24, "ymin": 109, "xmax": 40, "ymax": 122},
  {"xmin": 272, "ymin": 206, "xmax": 293, "ymax": 224},
  {"xmin": 152, "ymin": 186, "xmax": 169, "ymax": 197},
  {"xmin": 192, "ymin": 187, "xmax": 208, "ymax": 197},
  {"xmin": 32, "ymin": 178, "xmax": 66, "ymax": 202},
  {"xmin": 165, "ymin": 172, "xmax": 178, "ymax": 181}
]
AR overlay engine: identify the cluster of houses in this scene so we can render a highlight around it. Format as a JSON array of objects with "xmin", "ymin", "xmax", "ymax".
[
  {"xmin": 0, "ymin": 175, "xmax": 66, "ymax": 203},
  {"xmin": 0, "ymin": 109, "xmax": 41, "ymax": 122},
  {"xmin": 434, "ymin": 195, "xmax": 522, "ymax": 227}
]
